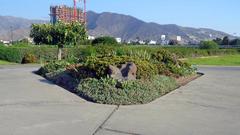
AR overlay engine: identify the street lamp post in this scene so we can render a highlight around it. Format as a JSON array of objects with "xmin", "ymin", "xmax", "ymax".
[{"xmin": 10, "ymin": 26, "xmax": 13, "ymax": 44}]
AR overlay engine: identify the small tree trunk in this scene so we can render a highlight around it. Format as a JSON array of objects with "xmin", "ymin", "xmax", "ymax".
[
  {"xmin": 57, "ymin": 48, "xmax": 62, "ymax": 60},
  {"xmin": 57, "ymin": 46, "xmax": 62, "ymax": 60}
]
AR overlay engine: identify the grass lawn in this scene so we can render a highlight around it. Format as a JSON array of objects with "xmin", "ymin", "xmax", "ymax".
[
  {"xmin": 0, "ymin": 60, "xmax": 15, "ymax": 65},
  {"xmin": 186, "ymin": 55, "xmax": 240, "ymax": 66}
]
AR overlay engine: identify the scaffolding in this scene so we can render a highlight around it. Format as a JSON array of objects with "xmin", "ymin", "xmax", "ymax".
[{"xmin": 50, "ymin": 0, "xmax": 86, "ymax": 25}]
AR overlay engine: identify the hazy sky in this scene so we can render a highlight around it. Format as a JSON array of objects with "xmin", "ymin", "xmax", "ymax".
[{"xmin": 1, "ymin": 0, "xmax": 239, "ymax": 35}]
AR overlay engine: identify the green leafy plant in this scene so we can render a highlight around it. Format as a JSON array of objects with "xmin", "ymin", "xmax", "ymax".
[
  {"xmin": 30, "ymin": 21, "xmax": 87, "ymax": 60},
  {"xmin": 37, "ymin": 60, "xmax": 70, "ymax": 75},
  {"xmin": 77, "ymin": 75, "xmax": 178, "ymax": 105},
  {"xmin": 83, "ymin": 55, "xmax": 158, "ymax": 79},
  {"xmin": 199, "ymin": 41, "xmax": 219, "ymax": 49},
  {"xmin": 92, "ymin": 36, "xmax": 118, "ymax": 45}
]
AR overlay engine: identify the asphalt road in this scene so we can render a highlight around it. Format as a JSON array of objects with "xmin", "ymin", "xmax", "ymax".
[{"xmin": 0, "ymin": 65, "xmax": 240, "ymax": 135}]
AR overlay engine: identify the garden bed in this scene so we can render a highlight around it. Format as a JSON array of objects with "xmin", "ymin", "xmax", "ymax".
[{"xmin": 36, "ymin": 48, "xmax": 199, "ymax": 105}]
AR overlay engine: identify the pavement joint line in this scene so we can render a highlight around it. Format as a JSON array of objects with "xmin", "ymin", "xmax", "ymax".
[
  {"xmin": 0, "ymin": 101, "xmax": 84, "ymax": 107},
  {"xmin": 185, "ymin": 101, "xmax": 228, "ymax": 110},
  {"xmin": 103, "ymin": 128, "xmax": 143, "ymax": 135},
  {"xmin": 92, "ymin": 105, "xmax": 119, "ymax": 135}
]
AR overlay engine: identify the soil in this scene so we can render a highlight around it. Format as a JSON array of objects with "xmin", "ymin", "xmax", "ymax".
[{"xmin": 176, "ymin": 73, "xmax": 203, "ymax": 86}]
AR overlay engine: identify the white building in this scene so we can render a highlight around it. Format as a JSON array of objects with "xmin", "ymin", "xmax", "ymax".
[
  {"xmin": 88, "ymin": 35, "xmax": 95, "ymax": 40},
  {"xmin": 209, "ymin": 34, "xmax": 213, "ymax": 38},
  {"xmin": 115, "ymin": 38, "xmax": 122, "ymax": 43},
  {"xmin": 177, "ymin": 36, "xmax": 182, "ymax": 42},
  {"xmin": 3, "ymin": 41, "xmax": 10, "ymax": 45},
  {"xmin": 139, "ymin": 40, "xmax": 145, "ymax": 45},
  {"xmin": 149, "ymin": 40, "xmax": 157, "ymax": 45},
  {"xmin": 161, "ymin": 35, "xmax": 166, "ymax": 41}
]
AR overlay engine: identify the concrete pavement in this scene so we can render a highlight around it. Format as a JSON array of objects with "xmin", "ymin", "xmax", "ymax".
[
  {"xmin": 0, "ymin": 65, "xmax": 240, "ymax": 135},
  {"xmin": 0, "ymin": 65, "xmax": 116, "ymax": 135}
]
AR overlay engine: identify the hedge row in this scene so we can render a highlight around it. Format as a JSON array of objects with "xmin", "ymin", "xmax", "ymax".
[
  {"xmin": 1, "ymin": 45, "xmax": 240, "ymax": 63},
  {"xmin": 0, "ymin": 46, "xmax": 86, "ymax": 63},
  {"xmin": 0, "ymin": 46, "xmax": 56, "ymax": 63}
]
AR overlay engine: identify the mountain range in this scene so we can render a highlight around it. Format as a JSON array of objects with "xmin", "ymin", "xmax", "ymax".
[
  {"xmin": 0, "ymin": 11, "xmax": 234, "ymax": 43},
  {"xmin": 0, "ymin": 16, "xmax": 46, "ymax": 41}
]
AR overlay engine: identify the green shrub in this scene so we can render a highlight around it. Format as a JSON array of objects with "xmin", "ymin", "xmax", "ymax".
[
  {"xmin": 80, "ymin": 46, "xmax": 97, "ymax": 57},
  {"xmin": 0, "ymin": 46, "xmax": 24, "ymax": 63},
  {"xmin": 83, "ymin": 55, "xmax": 158, "ymax": 79},
  {"xmin": 151, "ymin": 50, "xmax": 196, "ymax": 77},
  {"xmin": 77, "ymin": 75, "xmax": 178, "ymax": 105},
  {"xmin": 127, "ymin": 50, "xmax": 152, "ymax": 61},
  {"xmin": 21, "ymin": 53, "xmax": 37, "ymax": 64},
  {"xmin": 0, "ymin": 46, "xmax": 57, "ymax": 63},
  {"xmin": 199, "ymin": 41, "xmax": 219, "ymax": 49},
  {"xmin": 37, "ymin": 60, "xmax": 70, "ymax": 75},
  {"xmin": 95, "ymin": 45, "xmax": 117, "ymax": 56},
  {"xmin": 92, "ymin": 36, "xmax": 118, "ymax": 45}
]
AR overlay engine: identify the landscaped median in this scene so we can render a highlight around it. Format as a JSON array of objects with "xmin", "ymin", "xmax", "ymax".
[{"xmin": 36, "ymin": 49, "xmax": 199, "ymax": 105}]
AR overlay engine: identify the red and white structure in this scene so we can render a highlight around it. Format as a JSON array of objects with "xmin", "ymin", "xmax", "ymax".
[{"xmin": 50, "ymin": 0, "xmax": 87, "ymax": 25}]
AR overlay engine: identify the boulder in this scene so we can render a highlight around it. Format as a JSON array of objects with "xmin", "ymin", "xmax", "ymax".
[{"xmin": 108, "ymin": 62, "xmax": 137, "ymax": 81}]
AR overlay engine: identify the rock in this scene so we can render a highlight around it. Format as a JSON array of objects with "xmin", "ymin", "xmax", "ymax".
[
  {"xmin": 55, "ymin": 73, "xmax": 78, "ymax": 92},
  {"xmin": 108, "ymin": 62, "xmax": 137, "ymax": 81},
  {"xmin": 109, "ymin": 65, "xmax": 122, "ymax": 80},
  {"xmin": 46, "ymin": 70, "xmax": 78, "ymax": 92}
]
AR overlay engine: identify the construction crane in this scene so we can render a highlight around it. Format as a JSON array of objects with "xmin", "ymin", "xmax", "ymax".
[{"xmin": 73, "ymin": 0, "xmax": 87, "ymax": 24}]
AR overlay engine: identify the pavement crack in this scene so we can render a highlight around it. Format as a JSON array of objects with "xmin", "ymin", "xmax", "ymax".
[
  {"xmin": 92, "ymin": 105, "xmax": 119, "ymax": 135},
  {"xmin": 103, "ymin": 128, "xmax": 142, "ymax": 135},
  {"xmin": 186, "ymin": 101, "xmax": 227, "ymax": 110}
]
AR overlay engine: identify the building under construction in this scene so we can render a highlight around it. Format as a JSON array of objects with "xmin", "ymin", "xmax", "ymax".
[{"xmin": 50, "ymin": 0, "xmax": 86, "ymax": 25}]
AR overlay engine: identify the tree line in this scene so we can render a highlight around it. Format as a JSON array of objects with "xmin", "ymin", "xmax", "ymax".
[{"xmin": 213, "ymin": 36, "xmax": 240, "ymax": 46}]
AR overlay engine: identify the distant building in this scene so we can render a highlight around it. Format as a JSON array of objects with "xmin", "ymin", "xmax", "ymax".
[
  {"xmin": 27, "ymin": 37, "xmax": 34, "ymax": 43},
  {"xmin": 161, "ymin": 35, "xmax": 166, "ymax": 41},
  {"xmin": 139, "ymin": 40, "xmax": 146, "ymax": 45},
  {"xmin": 50, "ymin": 5, "xmax": 85, "ymax": 24},
  {"xmin": 149, "ymin": 40, "xmax": 157, "ymax": 45},
  {"xmin": 177, "ymin": 36, "xmax": 182, "ymax": 42},
  {"xmin": 115, "ymin": 38, "xmax": 122, "ymax": 43},
  {"xmin": 209, "ymin": 34, "xmax": 213, "ymax": 38},
  {"xmin": 2, "ymin": 41, "xmax": 10, "ymax": 45},
  {"xmin": 88, "ymin": 35, "xmax": 95, "ymax": 40}
]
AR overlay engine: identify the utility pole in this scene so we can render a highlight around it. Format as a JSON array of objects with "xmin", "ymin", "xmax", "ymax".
[{"xmin": 10, "ymin": 26, "xmax": 13, "ymax": 44}]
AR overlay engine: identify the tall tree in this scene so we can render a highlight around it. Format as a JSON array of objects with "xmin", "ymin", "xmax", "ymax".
[
  {"xmin": 222, "ymin": 36, "xmax": 230, "ymax": 45},
  {"xmin": 30, "ymin": 21, "xmax": 87, "ymax": 60},
  {"xmin": 230, "ymin": 39, "xmax": 240, "ymax": 45},
  {"xmin": 213, "ymin": 38, "xmax": 223, "ymax": 45}
]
